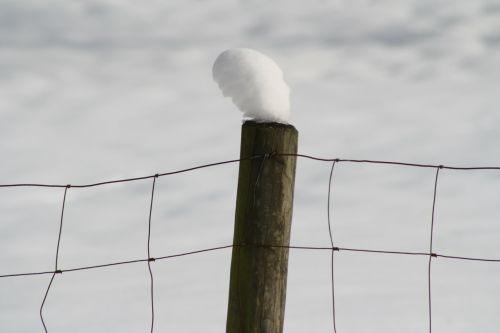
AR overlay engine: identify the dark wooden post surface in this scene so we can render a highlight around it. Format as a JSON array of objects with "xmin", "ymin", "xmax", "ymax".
[{"xmin": 226, "ymin": 120, "xmax": 298, "ymax": 333}]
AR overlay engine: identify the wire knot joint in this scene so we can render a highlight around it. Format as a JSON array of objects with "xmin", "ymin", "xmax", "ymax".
[{"xmin": 263, "ymin": 152, "xmax": 277, "ymax": 160}]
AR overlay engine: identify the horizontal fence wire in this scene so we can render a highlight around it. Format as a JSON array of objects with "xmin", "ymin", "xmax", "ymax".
[
  {"xmin": 3, "ymin": 243, "xmax": 500, "ymax": 278},
  {"xmin": 0, "ymin": 156, "xmax": 259, "ymax": 188},
  {"xmin": 2, "ymin": 154, "xmax": 500, "ymax": 189},
  {"xmin": 1, "ymin": 153, "xmax": 500, "ymax": 332},
  {"xmin": 2, "ymin": 244, "xmax": 500, "ymax": 279}
]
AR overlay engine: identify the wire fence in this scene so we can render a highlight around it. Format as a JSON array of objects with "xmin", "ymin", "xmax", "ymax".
[{"xmin": 1, "ymin": 153, "xmax": 500, "ymax": 332}]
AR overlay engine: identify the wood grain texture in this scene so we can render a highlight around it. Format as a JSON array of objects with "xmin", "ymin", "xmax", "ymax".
[{"xmin": 226, "ymin": 121, "xmax": 298, "ymax": 333}]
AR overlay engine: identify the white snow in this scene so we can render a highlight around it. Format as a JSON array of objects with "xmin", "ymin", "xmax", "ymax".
[
  {"xmin": 3, "ymin": 2, "xmax": 500, "ymax": 333},
  {"xmin": 212, "ymin": 48, "xmax": 290, "ymax": 124}
]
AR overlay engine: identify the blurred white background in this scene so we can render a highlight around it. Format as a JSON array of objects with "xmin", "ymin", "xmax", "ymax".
[{"xmin": 1, "ymin": 0, "xmax": 499, "ymax": 332}]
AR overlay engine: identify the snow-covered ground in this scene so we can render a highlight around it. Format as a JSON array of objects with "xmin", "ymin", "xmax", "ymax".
[{"xmin": 1, "ymin": 1, "xmax": 500, "ymax": 332}]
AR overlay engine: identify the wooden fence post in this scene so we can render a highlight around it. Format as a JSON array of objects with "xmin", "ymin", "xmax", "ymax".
[{"xmin": 226, "ymin": 120, "xmax": 298, "ymax": 333}]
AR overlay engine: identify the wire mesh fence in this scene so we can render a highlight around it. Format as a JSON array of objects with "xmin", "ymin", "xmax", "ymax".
[{"xmin": 1, "ymin": 154, "xmax": 500, "ymax": 332}]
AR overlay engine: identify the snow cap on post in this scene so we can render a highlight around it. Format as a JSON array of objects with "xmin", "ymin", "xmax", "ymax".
[{"xmin": 213, "ymin": 48, "xmax": 291, "ymax": 124}]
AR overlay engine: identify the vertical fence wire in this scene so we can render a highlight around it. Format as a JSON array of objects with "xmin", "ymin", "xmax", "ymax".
[
  {"xmin": 428, "ymin": 167, "xmax": 441, "ymax": 333},
  {"xmin": 147, "ymin": 176, "xmax": 158, "ymax": 333},
  {"xmin": 40, "ymin": 273, "xmax": 56, "ymax": 333},
  {"xmin": 327, "ymin": 160, "xmax": 338, "ymax": 333},
  {"xmin": 40, "ymin": 185, "xmax": 69, "ymax": 332}
]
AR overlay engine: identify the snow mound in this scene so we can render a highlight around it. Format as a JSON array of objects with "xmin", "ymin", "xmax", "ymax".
[{"xmin": 212, "ymin": 48, "xmax": 290, "ymax": 124}]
